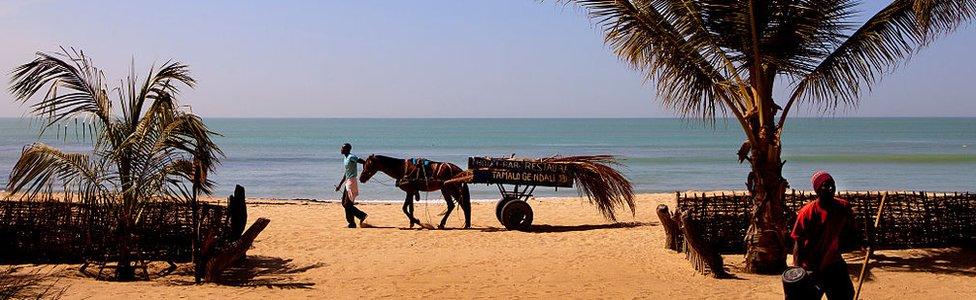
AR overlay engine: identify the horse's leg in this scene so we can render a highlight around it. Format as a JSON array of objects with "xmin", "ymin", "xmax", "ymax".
[
  {"xmin": 410, "ymin": 191, "xmax": 421, "ymax": 225},
  {"xmin": 402, "ymin": 192, "xmax": 416, "ymax": 228},
  {"xmin": 438, "ymin": 189, "xmax": 455, "ymax": 229},
  {"xmin": 459, "ymin": 184, "xmax": 472, "ymax": 228}
]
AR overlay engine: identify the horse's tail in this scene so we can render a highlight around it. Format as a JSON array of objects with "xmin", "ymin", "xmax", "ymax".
[
  {"xmin": 451, "ymin": 163, "xmax": 471, "ymax": 208},
  {"xmin": 436, "ymin": 183, "xmax": 471, "ymax": 218}
]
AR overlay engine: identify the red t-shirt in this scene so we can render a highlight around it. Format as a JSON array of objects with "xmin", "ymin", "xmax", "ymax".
[{"xmin": 790, "ymin": 198, "xmax": 852, "ymax": 271}]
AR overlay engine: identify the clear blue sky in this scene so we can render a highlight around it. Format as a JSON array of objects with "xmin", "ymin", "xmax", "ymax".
[{"xmin": 1, "ymin": 0, "xmax": 974, "ymax": 118}]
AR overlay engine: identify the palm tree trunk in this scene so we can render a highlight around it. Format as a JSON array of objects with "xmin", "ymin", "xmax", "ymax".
[
  {"xmin": 192, "ymin": 176, "xmax": 202, "ymax": 283},
  {"xmin": 743, "ymin": 136, "xmax": 789, "ymax": 274},
  {"xmin": 116, "ymin": 219, "xmax": 135, "ymax": 281},
  {"xmin": 116, "ymin": 156, "xmax": 136, "ymax": 281}
]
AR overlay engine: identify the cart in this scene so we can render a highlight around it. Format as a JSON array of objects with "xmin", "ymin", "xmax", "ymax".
[{"xmin": 467, "ymin": 157, "xmax": 575, "ymax": 231}]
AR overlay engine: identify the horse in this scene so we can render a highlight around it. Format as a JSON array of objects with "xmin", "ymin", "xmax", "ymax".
[{"xmin": 359, "ymin": 154, "xmax": 471, "ymax": 229}]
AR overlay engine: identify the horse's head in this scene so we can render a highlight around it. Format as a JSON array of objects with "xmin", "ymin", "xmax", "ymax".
[{"xmin": 359, "ymin": 154, "xmax": 378, "ymax": 183}]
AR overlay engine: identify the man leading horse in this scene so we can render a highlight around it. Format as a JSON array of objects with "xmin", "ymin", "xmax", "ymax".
[{"xmin": 334, "ymin": 143, "xmax": 368, "ymax": 228}]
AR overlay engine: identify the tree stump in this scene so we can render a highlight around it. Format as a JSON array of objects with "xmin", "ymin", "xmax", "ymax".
[
  {"xmin": 204, "ymin": 218, "xmax": 270, "ymax": 282},
  {"xmin": 657, "ymin": 204, "xmax": 681, "ymax": 251},
  {"xmin": 229, "ymin": 185, "xmax": 247, "ymax": 239}
]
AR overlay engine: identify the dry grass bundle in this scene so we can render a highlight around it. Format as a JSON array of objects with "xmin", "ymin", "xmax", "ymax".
[{"xmin": 540, "ymin": 155, "xmax": 635, "ymax": 221}]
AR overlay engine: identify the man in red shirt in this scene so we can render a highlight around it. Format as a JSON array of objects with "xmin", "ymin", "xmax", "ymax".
[{"xmin": 791, "ymin": 171, "xmax": 855, "ymax": 300}]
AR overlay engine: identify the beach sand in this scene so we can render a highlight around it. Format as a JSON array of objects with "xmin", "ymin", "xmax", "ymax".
[{"xmin": 10, "ymin": 193, "xmax": 976, "ymax": 299}]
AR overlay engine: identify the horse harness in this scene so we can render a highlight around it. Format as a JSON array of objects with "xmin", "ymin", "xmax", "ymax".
[{"xmin": 397, "ymin": 158, "xmax": 436, "ymax": 189}]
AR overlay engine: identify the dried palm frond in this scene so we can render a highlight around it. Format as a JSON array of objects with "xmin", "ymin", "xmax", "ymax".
[{"xmin": 540, "ymin": 155, "xmax": 635, "ymax": 221}]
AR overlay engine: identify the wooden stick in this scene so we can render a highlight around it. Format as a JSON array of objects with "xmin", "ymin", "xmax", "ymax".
[{"xmin": 855, "ymin": 192, "xmax": 887, "ymax": 300}]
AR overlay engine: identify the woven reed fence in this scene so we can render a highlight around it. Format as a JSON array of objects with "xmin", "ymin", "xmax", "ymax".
[
  {"xmin": 673, "ymin": 191, "xmax": 976, "ymax": 254},
  {"xmin": 0, "ymin": 200, "xmax": 229, "ymax": 264}
]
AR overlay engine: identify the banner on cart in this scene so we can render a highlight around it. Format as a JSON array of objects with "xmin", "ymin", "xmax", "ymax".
[{"xmin": 468, "ymin": 157, "xmax": 574, "ymax": 187}]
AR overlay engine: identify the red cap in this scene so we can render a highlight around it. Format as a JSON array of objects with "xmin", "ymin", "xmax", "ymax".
[{"xmin": 811, "ymin": 170, "xmax": 833, "ymax": 191}]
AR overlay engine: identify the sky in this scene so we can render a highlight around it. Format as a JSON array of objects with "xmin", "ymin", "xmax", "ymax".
[{"xmin": 0, "ymin": 0, "xmax": 974, "ymax": 118}]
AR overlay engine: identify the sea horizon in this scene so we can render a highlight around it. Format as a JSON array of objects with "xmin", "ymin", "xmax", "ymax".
[{"xmin": 2, "ymin": 117, "xmax": 973, "ymax": 200}]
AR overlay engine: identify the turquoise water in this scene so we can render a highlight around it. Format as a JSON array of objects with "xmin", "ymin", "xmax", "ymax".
[{"xmin": 1, "ymin": 118, "xmax": 973, "ymax": 200}]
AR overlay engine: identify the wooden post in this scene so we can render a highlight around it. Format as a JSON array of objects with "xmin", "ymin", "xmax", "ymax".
[
  {"xmin": 855, "ymin": 192, "xmax": 887, "ymax": 300},
  {"xmin": 229, "ymin": 185, "xmax": 247, "ymax": 239}
]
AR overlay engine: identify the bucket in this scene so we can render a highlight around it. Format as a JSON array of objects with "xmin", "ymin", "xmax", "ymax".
[{"xmin": 782, "ymin": 266, "xmax": 820, "ymax": 300}]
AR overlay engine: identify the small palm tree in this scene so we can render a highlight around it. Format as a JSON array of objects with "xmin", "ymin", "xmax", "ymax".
[
  {"xmin": 557, "ymin": 0, "xmax": 974, "ymax": 273},
  {"xmin": 6, "ymin": 48, "xmax": 222, "ymax": 280}
]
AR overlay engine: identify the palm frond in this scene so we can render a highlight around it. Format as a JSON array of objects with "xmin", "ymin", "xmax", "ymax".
[
  {"xmin": 542, "ymin": 155, "xmax": 636, "ymax": 221},
  {"xmin": 9, "ymin": 47, "xmax": 112, "ymax": 128},
  {"xmin": 113, "ymin": 100, "xmax": 221, "ymax": 198},
  {"xmin": 796, "ymin": 0, "xmax": 976, "ymax": 110},
  {"xmin": 760, "ymin": 0, "xmax": 857, "ymax": 76},
  {"xmin": 157, "ymin": 113, "xmax": 223, "ymax": 172},
  {"xmin": 6, "ymin": 143, "xmax": 107, "ymax": 200},
  {"xmin": 559, "ymin": 0, "xmax": 740, "ymax": 120},
  {"xmin": 124, "ymin": 60, "xmax": 195, "ymax": 129}
]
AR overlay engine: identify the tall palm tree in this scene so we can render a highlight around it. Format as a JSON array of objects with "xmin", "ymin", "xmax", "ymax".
[
  {"xmin": 556, "ymin": 0, "xmax": 974, "ymax": 273},
  {"xmin": 6, "ymin": 48, "xmax": 222, "ymax": 280}
]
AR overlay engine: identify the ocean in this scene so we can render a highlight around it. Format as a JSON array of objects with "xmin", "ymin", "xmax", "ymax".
[{"xmin": 1, "ymin": 118, "xmax": 973, "ymax": 201}]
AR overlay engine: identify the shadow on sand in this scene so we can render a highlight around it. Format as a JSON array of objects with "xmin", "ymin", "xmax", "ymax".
[
  {"xmin": 386, "ymin": 221, "xmax": 654, "ymax": 233},
  {"xmin": 167, "ymin": 255, "xmax": 321, "ymax": 289},
  {"xmin": 517, "ymin": 221, "xmax": 653, "ymax": 233},
  {"xmin": 848, "ymin": 247, "xmax": 976, "ymax": 281},
  {"xmin": 357, "ymin": 223, "xmax": 397, "ymax": 229},
  {"xmin": 1, "ymin": 266, "xmax": 68, "ymax": 298},
  {"xmin": 382, "ymin": 222, "xmax": 659, "ymax": 233}
]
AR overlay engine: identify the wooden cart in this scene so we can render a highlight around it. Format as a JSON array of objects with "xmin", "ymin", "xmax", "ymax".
[{"xmin": 467, "ymin": 157, "xmax": 575, "ymax": 231}]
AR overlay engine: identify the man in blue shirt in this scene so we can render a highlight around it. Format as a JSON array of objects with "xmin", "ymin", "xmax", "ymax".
[{"xmin": 334, "ymin": 143, "xmax": 368, "ymax": 228}]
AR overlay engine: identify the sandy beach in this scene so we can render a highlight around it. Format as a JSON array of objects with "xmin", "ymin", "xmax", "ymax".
[{"xmin": 6, "ymin": 193, "xmax": 970, "ymax": 299}]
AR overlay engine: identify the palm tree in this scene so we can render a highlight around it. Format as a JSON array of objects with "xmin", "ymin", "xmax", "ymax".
[
  {"xmin": 556, "ymin": 0, "xmax": 974, "ymax": 273},
  {"xmin": 6, "ymin": 48, "xmax": 222, "ymax": 280}
]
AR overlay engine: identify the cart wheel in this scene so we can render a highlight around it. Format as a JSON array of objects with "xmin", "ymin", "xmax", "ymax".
[
  {"xmin": 501, "ymin": 200, "xmax": 533, "ymax": 231},
  {"xmin": 495, "ymin": 197, "xmax": 516, "ymax": 223}
]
